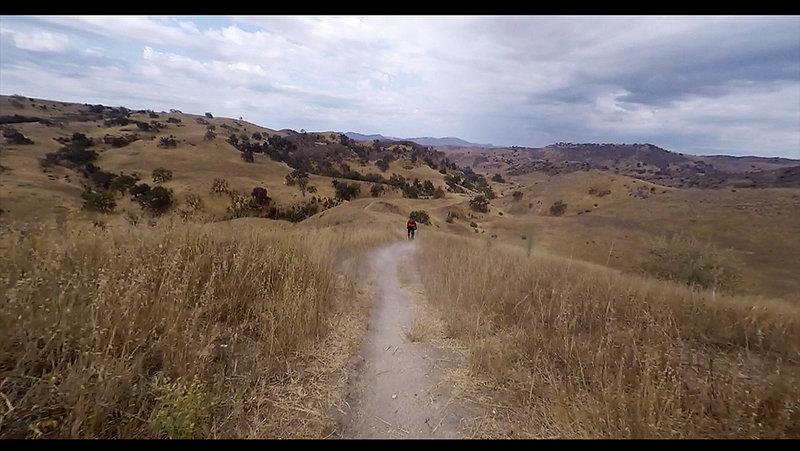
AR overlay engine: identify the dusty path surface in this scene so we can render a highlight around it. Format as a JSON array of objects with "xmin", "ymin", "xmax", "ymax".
[{"xmin": 337, "ymin": 241, "xmax": 473, "ymax": 438}]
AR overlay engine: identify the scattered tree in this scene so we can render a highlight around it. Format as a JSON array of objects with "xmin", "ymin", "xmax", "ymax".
[
  {"xmin": 137, "ymin": 186, "xmax": 174, "ymax": 215},
  {"xmin": 81, "ymin": 189, "xmax": 116, "ymax": 213},
  {"xmin": 422, "ymin": 180, "xmax": 435, "ymax": 196},
  {"xmin": 469, "ymin": 195, "xmax": 490, "ymax": 213},
  {"xmin": 42, "ymin": 133, "xmax": 96, "ymax": 167},
  {"xmin": 90, "ymin": 170, "xmax": 118, "ymax": 190},
  {"xmin": 2, "ymin": 127, "xmax": 33, "ymax": 144},
  {"xmin": 184, "ymin": 193, "xmax": 204, "ymax": 211},
  {"xmin": 109, "ymin": 174, "xmax": 138, "ymax": 195},
  {"xmin": 296, "ymin": 174, "xmax": 309, "ymax": 196},
  {"xmin": 376, "ymin": 158, "xmax": 390, "ymax": 172},
  {"xmin": 152, "ymin": 167, "xmax": 173, "ymax": 183},
  {"xmin": 335, "ymin": 182, "xmax": 361, "ymax": 201},
  {"xmin": 130, "ymin": 183, "xmax": 151, "ymax": 198},
  {"xmin": 251, "ymin": 187, "xmax": 269, "ymax": 206},
  {"xmin": 158, "ymin": 135, "xmax": 177, "ymax": 148},
  {"xmin": 370, "ymin": 184, "xmax": 385, "ymax": 197},
  {"xmin": 399, "ymin": 183, "xmax": 418, "ymax": 198},
  {"xmin": 550, "ymin": 200, "xmax": 567, "ymax": 216}
]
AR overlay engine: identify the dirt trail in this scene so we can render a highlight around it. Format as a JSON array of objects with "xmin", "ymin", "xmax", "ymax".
[{"xmin": 337, "ymin": 241, "xmax": 472, "ymax": 438}]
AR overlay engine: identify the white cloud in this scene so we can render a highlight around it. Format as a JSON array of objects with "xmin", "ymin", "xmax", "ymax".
[
  {"xmin": 9, "ymin": 30, "xmax": 69, "ymax": 52},
  {"xmin": 32, "ymin": 16, "xmax": 201, "ymax": 47}
]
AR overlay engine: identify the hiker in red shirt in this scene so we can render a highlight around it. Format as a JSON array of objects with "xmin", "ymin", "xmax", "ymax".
[{"xmin": 407, "ymin": 216, "xmax": 418, "ymax": 241}]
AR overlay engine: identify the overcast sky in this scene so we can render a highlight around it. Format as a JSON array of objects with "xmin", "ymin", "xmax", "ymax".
[{"xmin": 1, "ymin": 15, "xmax": 798, "ymax": 158}]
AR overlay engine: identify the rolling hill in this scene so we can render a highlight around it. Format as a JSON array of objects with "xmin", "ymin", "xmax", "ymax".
[
  {"xmin": 2, "ymin": 93, "xmax": 799, "ymax": 300},
  {"xmin": 444, "ymin": 143, "xmax": 800, "ymax": 189}
]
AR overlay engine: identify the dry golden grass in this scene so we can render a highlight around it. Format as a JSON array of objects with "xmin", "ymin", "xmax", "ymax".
[
  {"xmin": 0, "ymin": 216, "xmax": 397, "ymax": 438},
  {"xmin": 457, "ymin": 170, "xmax": 800, "ymax": 301},
  {"xmin": 414, "ymin": 230, "xmax": 800, "ymax": 438},
  {"xmin": 401, "ymin": 319, "xmax": 434, "ymax": 344}
]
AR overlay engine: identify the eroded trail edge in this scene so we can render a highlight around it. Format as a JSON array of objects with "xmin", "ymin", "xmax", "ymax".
[{"xmin": 337, "ymin": 241, "xmax": 472, "ymax": 438}]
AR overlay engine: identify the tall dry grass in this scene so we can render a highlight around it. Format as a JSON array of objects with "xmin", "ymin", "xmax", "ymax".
[
  {"xmin": 0, "ymin": 217, "xmax": 396, "ymax": 438},
  {"xmin": 415, "ymin": 231, "xmax": 800, "ymax": 438}
]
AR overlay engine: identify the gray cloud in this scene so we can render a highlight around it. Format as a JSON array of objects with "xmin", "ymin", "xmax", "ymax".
[{"xmin": 0, "ymin": 15, "xmax": 797, "ymax": 158}]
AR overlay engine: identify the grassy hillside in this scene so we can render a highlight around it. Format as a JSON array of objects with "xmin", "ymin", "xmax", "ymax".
[
  {"xmin": 0, "ymin": 95, "xmax": 451, "ymax": 226},
  {"xmin": 415, "ymin": 231, "xmax": 800, "ymax": 438}
]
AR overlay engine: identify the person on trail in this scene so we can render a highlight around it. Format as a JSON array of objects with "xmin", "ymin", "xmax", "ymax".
[{"xmin": 407, "ymin": 216, "xmax": 418, "ymax": 241}]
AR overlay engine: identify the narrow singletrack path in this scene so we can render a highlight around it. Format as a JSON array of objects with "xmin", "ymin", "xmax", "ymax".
[{"xmin": 337, "ymin": 241, "xmax": 471, "ymax": 438}]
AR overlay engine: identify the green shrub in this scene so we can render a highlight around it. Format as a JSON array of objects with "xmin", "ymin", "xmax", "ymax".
[{"xmin": 150, "ymin": 376, "xmax": 213, "ymax": 439}]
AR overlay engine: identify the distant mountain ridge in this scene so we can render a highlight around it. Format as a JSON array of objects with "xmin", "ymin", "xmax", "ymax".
[
  {"xmin": 344, "ymin": 132, "xmax": 495, "ymax": 149},
  {"xmin": 444, "ymin": 142, "xmax": 800, "ymax": 189}
]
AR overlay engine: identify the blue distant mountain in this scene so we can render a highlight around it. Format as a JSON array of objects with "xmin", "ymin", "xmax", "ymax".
[{"xmin": 344, "ymin": 132, "xmax": 495, "ymax": 148}]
